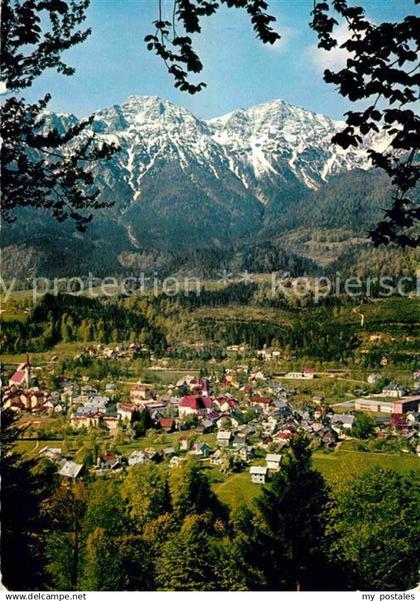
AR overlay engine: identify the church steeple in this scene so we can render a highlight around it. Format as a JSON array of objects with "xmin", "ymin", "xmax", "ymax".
[{"xmin": 25, "ymin": 353, "xmax": 31, "ymax": 388}]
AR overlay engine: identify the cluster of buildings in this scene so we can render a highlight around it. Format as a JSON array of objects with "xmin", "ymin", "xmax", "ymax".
[{"xmin": 3, "ymin": 356, "xmax": 420, "ymax": 483}]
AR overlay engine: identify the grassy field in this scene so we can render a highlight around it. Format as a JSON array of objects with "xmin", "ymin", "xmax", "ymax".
[
  {"xmin": 0, "ymin": 341, "xmax": 88, "ymax": 365},
  {"xmin": 210, "ymin": 447, "xmax": 420, "ymax": 510},
  {"xmin": 211, "ymin": 470, "xmax": 260, "ymax": 510},
  {"xmin": 312, "ymin": 447, "xmax": 420, "ymax": 482}
]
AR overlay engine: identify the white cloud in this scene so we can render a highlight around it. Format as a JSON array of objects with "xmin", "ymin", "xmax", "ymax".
[
  {"xmin": 305, "ymin": 24, "xmax": 353, "ymax": 72},
  {"xmin": 266, "ymin": 25, "xmax": 297, "ymax": 53}
]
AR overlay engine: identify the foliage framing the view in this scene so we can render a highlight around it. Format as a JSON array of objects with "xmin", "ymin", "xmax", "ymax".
[{"xmin": 1, "ymin": 0, "xmax": 118, "ymax": 231}]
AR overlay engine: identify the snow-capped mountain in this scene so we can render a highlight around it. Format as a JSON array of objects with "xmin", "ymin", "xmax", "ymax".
[
  {"xmin": 209, "ymin": 99, "xmax": 372, "ymax": 196},
  {"xmin": 90, "ymin": 95, "xmax": 375, "ymax": 207},
  {"xmin": 3, "ymin": 95, "xmax": 393, "ymax": 276},
  {"xmin": 65, "ymin": 94, "xmax": 381, "ymax": 248}
]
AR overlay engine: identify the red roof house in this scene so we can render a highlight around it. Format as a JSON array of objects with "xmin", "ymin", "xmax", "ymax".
[
  {"xmin": 159, "ymin": 418, "xmax": 176, "ymax": 432},
  {"xmin": 251, "ymin": 397, "xmax": 272, "ymax": 405},
  {"xmin": 179, "ymin": 395, "xmax": 212, "ymax": 416},
  {"xmin": 9, "ymin": 370, "xmax": 27, "ymax": 386}
]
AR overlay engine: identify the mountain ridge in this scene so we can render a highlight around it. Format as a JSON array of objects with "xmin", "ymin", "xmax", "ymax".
[{"xmin": 3, "ymin": 95, "xmax": 395, "ymax": 277}]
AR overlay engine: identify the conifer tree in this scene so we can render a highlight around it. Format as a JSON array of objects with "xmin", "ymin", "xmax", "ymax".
[
  {"xmin": 1, "ymin": 409, "xmax": 56, "ymax": 589},
  {"xmin": 234, "ymin": 437, "xmax": 335, "ymax": 590}
]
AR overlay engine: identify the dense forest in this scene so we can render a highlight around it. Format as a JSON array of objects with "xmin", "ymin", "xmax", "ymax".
[
  {"xmin": 1, "ymin": 234, "xmax": 318, "ymax": 280},
  {"xmin": 3, "ymin": 290, "xmax": 419, "ymax": 368},
  {"xmin": 2, "ymin": 294, "xmax": 167, "ymax": 354}
]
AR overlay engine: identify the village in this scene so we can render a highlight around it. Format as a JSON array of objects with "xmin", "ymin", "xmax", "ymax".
[{"xmin": 3, "ymin": 346, "xmax": 420, "ymax": 488}]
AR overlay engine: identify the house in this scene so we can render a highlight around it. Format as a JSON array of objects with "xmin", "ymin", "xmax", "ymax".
[
  {"xmin": 38, "ymin": 446, "xmax": 62, "ymax": 461},
  {"xmin": 143, "ymin": 448, "xmax": 160, "ymax": 462},
  {"xmin": 128, "ymin": 450, "xmax": 148, "ymax": 466},
  {"xmin": 217, "ymin": 431, "xmax": 232, "ymax": 447},
  {"xmin": 179, "ymin": 436, "xmax": 189, "ymax": 451},
  {"xmin": 163, "ymin": 447, "xmax": 176, "ymax": 458},
  {"xmin": 210, "ymin": 449, "xmax": 223, "ymax": 465},
  {"xmin": 169, "ymin": 455, "xmax": 183, "ymax": 468},
  {"xmin": 70, "ymin": 411, "xmax": 104, "ymax": 429},
  {"xmin": 284, "ymin": 371, "xmax": 315, "ymax": 380},
  {"xmin": 190, "ymin": 442, "xmax": 212, "ymax": 458},
  {"xmin": 321, "ymin": 429, "xmax": 339, "ymax": 446},
  {"xmin": 406, "ymin": 411, "xmax": 420, "ymax": 425},
  {"xmin": 43, "ymin": 399, "xmax": 54, "ymax": 413},
  {"xmin": 265, "ymin": 453, "xmax": 282, "ymax": 472},
  {"xmin": 130, "ymin": 383, "xmax": 156, "ymax": 404},
  {"xmin": 199, "ymin": 377, "xmax": 211, "ymax": 397},
  {"xmin": 15, "ymin": 389, "xmax": 50, "ymax": 412},
  {"xmin": 367, "ymin": 373, "xmax": 382, "ymax": 384},
  {"xmin": 250, "ymin": 371, "xmax": 266, "ymax": 382},
  {"xmin": 80, "ymin": 386, "xmax": 98, "ymax": 400},
  {"xmin": 273, "ymin": 430, "xmax": 297, "ymax": 441},
  {"xmin": 215, "ymin": 414, "xmax": 233, "ymax": 429},
  {"xmin": 176, "ymin": 374, "xmax": 198, "ymax": 389},
  {"xmin": 99, "ymin": 453, "xmax": 124, "ymax": 470},
  {"xmin": 196, "ymin": 418, "xmax": 214, "ymax": 434},
  {"xmin": 232, "ymin": 435, "xmax": 247, "ymax": 448},
  {"xmin": 390, "ymin": 414, "xmax": 408, "ymax": 429},
  {"xmin": 103, "ymin": 416, "xmax": 118, "ymax": 433},
  {"xmin": 214, "ymin": 396, "xmax": 239, "ymax": 412},
  {"xmin": 2, "ymin": 388, "xmax": 26, "ymax": 411},
  {"xmin": 226, "ymin": 344, "xmax": 246, "ymax": 353},
  {"xmin": 139, "ymin": 400, "xmax": 168, "ymax": 415},
  {"xmin": 331, "ymin": 414, "xmax": 355, "ymax": 432},
  {"xmin": 257, "ymin": 349, "xmax": 276, "ymax": 361},
  {"xmin": 159, "ymin": 418, "xmax": 176, "ymax": 433},
  {"xmin": 311, "ymin": 422, "xmax": 324, "ymax": 434},
  {"xmin": 272, "ymin": 400, "xmax": 291, "ymax": 416},
  {"xmin": 117, "ymin": 403, "xmax": 139, "ymax": 421},
  {"xmin": 269, "ymin": 381, "xmax": 287, "ymax": 395},
  {"xmin": 381, "ymin": 383, "xmax": 406, "ymax": 398},
  {"xmin": 250, "ymin": 465, "xmax": 268, "ymax": 484},
  {"xmin": 237, "ymin": 445, "xmax": 252, "ymax": 462},
  {"xmin": 251, "ymin": 397, "xmax": 273, "ymax": 412},
  {"xmin": 58, "ymin": 460, "xmax": 84, "ymax": 479},
  {"xmin": 178, "ymin": 395, "xmax": 212, "ymax": 417},
  {"xmin": 230, "ymin": 411, "xmax": 247, "ymax": 428},
  {"xmin": 83, "ymin": 395, "xmax": 109, "ymax": 413},
  {"xmin": 57, "ymin": 375, "xmax": 77, "ymax": 389},
  {"xmin": 271, "ymin": 437, "xmax": 289, "ymax": 450}
]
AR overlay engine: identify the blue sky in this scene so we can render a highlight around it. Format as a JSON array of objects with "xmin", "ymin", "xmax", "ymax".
[{"xmin": 23, "ymin": 0, "xmax": 416, "ymax": 120}]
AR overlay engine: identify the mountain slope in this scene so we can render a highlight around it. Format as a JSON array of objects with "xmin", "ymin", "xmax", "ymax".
[
  {"xmin": 2, "ymin": 95, "xmax": 394, "ymax": 276},
  {"xmin": 209, "ymin": 99, "xmax": 372, "ymax": 200}
]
